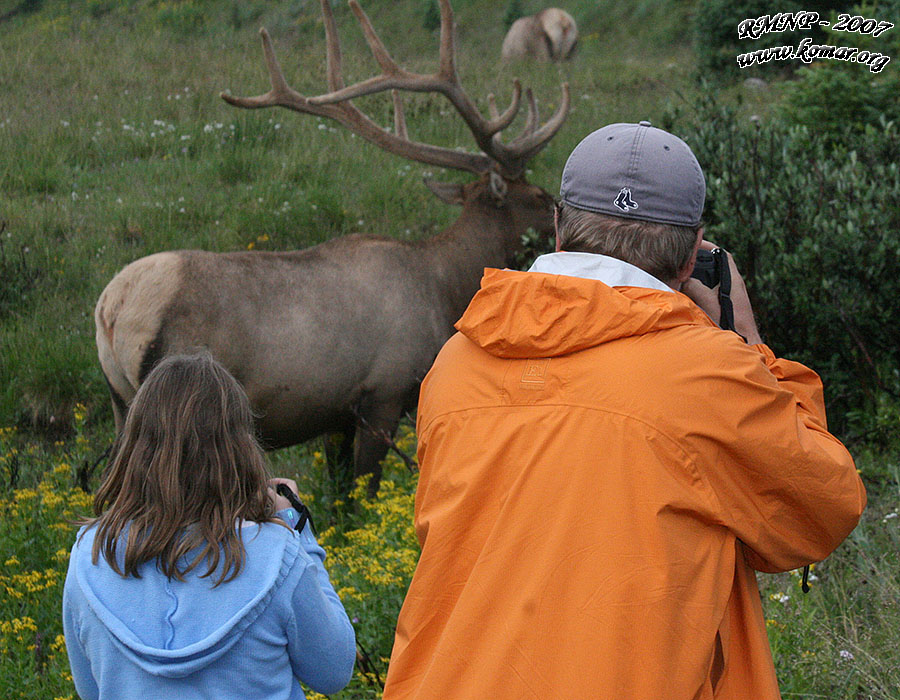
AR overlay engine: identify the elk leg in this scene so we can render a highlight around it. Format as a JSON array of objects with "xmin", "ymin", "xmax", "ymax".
[
  {"xmin": 104, "ymin": 375, "xmax": 129, "ymax": 435},
  {"xmin": 354, "ymin": 398, "xmax": 404, "ymax": 499},
  {"xmin": 323, "ymin": 421, "xmax": 356, "ymax": 499}
]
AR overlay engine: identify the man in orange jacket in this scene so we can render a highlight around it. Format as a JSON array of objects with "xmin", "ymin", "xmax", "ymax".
[{"xmin": 382, "ymin": 122, "xmax": 866, "ymax": 700}]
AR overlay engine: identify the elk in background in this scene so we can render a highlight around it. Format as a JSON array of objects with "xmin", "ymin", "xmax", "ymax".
[
  {"xmin": 95, "ymin": 0, "xmax": 569, "ymax": 495},
  {"xmin": 501, "ymin": 8, "xmax": 578, "ymax": 62}
]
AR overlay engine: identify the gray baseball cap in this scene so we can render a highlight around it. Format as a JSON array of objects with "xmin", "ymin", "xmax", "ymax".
[{"xmin": 559, "ymin": 121, "xmax": 706, "ymax": 227}]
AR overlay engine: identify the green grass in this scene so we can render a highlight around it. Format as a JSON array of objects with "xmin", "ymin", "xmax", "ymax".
[
  {"xmin": 0, "ymin": 0, "xmax": 701, "ymax": 431},
  {"xmin": 1, "ymin": 1, "xmax": 897, "ymax": 698},
  {"xmin": 0, "ymin": 412, "xmax": 421, "ymax": 700},
  {"xmin": 758, "ymin": 461, "xmax": 900, "ymax": 699},
  {"xmin": 2, "ymin": 419, "xmax": 900, "ymax": 699}
]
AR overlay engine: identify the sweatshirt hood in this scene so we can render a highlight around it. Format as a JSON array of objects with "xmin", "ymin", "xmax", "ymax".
[
  {"xmin": 73, "ymin": 522, "xmax": 299, "ymax": 678},
  {"xmin": 455, "ymin": 260, "xmax": 715, "ymax": 358}
]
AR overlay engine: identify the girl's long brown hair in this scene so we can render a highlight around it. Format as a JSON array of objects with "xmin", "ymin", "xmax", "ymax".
[{"xmin": 86, "ymin": 352, "xmax": 284, "ymax": 586}]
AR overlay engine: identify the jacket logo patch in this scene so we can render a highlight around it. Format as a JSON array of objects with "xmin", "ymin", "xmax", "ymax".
[
  {"xmin": 520, "ymin": 358, "xmax": 551, "ymax": 389},
  {"xmin": 614, "ymin": 186, "xmax": 638, "ymax": 213}
]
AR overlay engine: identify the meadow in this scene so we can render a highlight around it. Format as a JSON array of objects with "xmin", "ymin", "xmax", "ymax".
[{"xmin": 1, "ymin": 0, "xmax": 899, "ymax": 698}]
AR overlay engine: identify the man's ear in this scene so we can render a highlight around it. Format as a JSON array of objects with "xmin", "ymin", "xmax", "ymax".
[
  {"xmin": 676, "ymin": 227, "xmax": 705, "ymax": 284},
  {"xmin": 554, "ymin": 204, "xmax": 562, "ymax": 251}
]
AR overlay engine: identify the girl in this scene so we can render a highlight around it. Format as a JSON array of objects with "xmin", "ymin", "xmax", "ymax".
[{"xmin": 63, "ymin": 353, "xmax": 355, "ymax": 700}]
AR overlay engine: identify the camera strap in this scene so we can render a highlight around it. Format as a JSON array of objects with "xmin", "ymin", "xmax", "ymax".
[
  {"xmin": 713, "ymin": 249, "xmax": 737, "ymax": 335},
  {"xmin": 276, "ymin": 483, "xmax": 316, "ymax": 535}
]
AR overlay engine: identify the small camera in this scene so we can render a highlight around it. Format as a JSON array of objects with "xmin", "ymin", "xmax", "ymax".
[
  {"xmin": 691, "ymin": 248, "xmax": 726, "ymax": 289},
  {"xmin": 689, "ymin": 247, "xmax": 739, "ymax": 335}
]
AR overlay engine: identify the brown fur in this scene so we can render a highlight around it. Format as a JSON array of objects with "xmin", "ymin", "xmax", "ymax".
[{"xmin": 95, "ymin": 178, "xmax": 555, "ymax": 493}]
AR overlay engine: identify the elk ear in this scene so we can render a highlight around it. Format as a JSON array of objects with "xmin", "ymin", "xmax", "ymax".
[
  {"xmin": 424, "ymin": 178, "xmax": 466, "ymax": 205},
  {"xmin": 489, "ymin": 171, "xmax": 508, "ymax": 206}
]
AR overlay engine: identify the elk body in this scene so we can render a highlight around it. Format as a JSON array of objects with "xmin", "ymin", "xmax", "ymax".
[
  {"xmin": 501, "ymin": 8, "xmax": 578, "ymax": 62},
  {"xmin": 95, "ymin": 0, "xmax": 569, "ymax": 493}
]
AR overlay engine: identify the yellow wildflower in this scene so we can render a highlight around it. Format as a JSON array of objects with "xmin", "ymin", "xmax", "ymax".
[
  {"xmin": 42, "ymin": 491, "xmax": 65, "ymax": 509},
  {"xmin": 67, "ymin": 489, "xmax": 93, "ymax": 510},
  {"xmin": 13, "ymin": 488, "xmax": 38, "ymax": 502},
  {"xmin": 3, "ymin": 617, "xmax": 38, "ymax": 634}
]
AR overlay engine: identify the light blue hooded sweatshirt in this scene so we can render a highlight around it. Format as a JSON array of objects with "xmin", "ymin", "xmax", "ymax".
[{"xmin": 63, "ymin": 512, "xmax": 356, "ymax": 700}]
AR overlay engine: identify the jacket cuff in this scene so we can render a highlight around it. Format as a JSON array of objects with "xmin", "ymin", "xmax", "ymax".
[
  {"xmin": 276, "ymin": 507, "xmax": 299, "ymax": 529},
  {"xmin": 751, "ymin": 342, "xmax": 777, "ymax": 365},
  {"xmin": 275, "ymin": 508, "xmax": 318, "ymax": 544}
]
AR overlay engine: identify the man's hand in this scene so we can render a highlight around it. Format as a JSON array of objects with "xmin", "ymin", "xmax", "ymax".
[{"xmin": 681, "ymin": 241, "xmax": 764, "ymax": 346}]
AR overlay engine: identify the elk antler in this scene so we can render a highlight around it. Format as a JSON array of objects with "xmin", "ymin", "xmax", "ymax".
[{"xmin": 221, "ymin": 0, "xmax": 569, "ymax": 179}]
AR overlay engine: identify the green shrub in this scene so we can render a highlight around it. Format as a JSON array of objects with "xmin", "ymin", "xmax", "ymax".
[
  {"xmin": 691, "ymin": 0, "xmax": 844, "ymax": 77},
  {"xmin": 86, "ymin": 0, "xmax": 114, "ymax": 18},
  {"xmin": 693, "ymin": 0, "xmax": 796, "ymax": 75},
  {"xmin": 422, "ymin": 0, "xmax": 440, "ymax": 31},
  {"xmin": 781, "ymin": 63, "xmax": 900, "ymax": 140},
  {"xmin": 778, "ymin": 0, "xmax": 900, "ymax": 140},
  {"xmin": 502, "ymin": 0, "xmax": 524, "ymax": 29},
  {"xmin": 0, "ymin": 223, "xmax": 42, "ymax": 321},
  {"xmin": 677, "ymin": 93, "xmax": 900, "ymax": 446},
  {"xmin": 0, "ymin": 0, "xmax": 42, "ymax": 22},
  {"xmin": 227, "ymin": 0, "xmax": 265, "ymax": 30},
  {"xmin": 155, "ymin": 0, "xmax": 207, "ymax": 34}
]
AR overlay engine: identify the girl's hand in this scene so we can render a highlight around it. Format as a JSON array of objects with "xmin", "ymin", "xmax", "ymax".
[{"xmin": 267, "ymin": 477, "xmax": 299, "ymax": 512}]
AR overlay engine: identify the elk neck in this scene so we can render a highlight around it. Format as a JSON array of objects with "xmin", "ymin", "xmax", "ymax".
[{"xmin": 417, "ymin": 184, "xmax": 553, "ymax": 322}]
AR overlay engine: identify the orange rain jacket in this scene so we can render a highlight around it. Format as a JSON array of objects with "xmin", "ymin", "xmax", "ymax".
[{"xmin": 383, "ymin": 262, "xmax": 866, "ymax": 700}]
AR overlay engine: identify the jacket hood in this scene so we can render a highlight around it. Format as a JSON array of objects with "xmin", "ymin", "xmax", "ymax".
[
  {"xmin": 73, "ymin": 522, "xmax": 299, "ymax": 678},
  {"xmin": 455, "ymin": 265, "xmax": 715, "ymax": 358}
]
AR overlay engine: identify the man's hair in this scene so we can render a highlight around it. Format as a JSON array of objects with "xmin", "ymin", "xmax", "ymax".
[
  {"xmin": 557, "ymin": 203, "xmax": 700, "ymax": 284},
  {"xmin": 86, "ymin": 352, "xmax": 283, "ymax": 587}
]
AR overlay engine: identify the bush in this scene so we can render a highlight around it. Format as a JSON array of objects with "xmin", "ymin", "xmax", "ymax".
[
  {"xmin": 421, "ymin": 0, "xmax": 440, "ymax": 31},
  {"xmin": 693, "ymin": 0, "xmax": 800, "ymax": 76},
  {"xmin": 502, "ymin": 0, "xmax": 524, "ymax": 29},
  {"xmin": 692, "ymin": 0, "xmax": 842, "ymax": 77},
  {"xmin": 0, "ymin": 416, "xmax": 96, "ymax": 699},
  {"xmin": 676, "ymin": 92, "xmax": 900, "ymax": 445},
  {"xmin": 155, "ymin": 0, "xmax": 206, "ymax": 34},
  {"xmin": 0, "ymin": 222, "xmax": 42, "ymax": 322},
  {"xmin": 778, "ymin": 0, "xmax": 900, "ymax": 140},
  {"xmin": 0, "ymin": 0, "xmax": 42, "ymax": 23},
  {"xmin": 780, "ymin": 63, "xmax": 900, "ymax": 140}
]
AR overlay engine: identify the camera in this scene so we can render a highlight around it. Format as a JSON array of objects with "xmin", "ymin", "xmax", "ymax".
[
  {"xmin": 691, "ymin": 248, "xmax": 726, "ymax": 289},
  {"xmin": 689, "ymin": 247, "xmax": 739, "ymax": 334}
]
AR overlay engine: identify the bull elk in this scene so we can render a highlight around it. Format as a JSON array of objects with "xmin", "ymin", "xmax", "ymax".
[
  {"xmin": 95, "ymin": 0, "xmax": 569, "ymax": 494},
  {"xmin": 501, "ymin": 8, "xmax": 578, "ymax": 62}
]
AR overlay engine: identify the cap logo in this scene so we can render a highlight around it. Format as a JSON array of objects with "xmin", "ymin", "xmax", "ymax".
[{"xmin": 614, "ymin": 187, "xmax": 638, "ymax": 213}]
